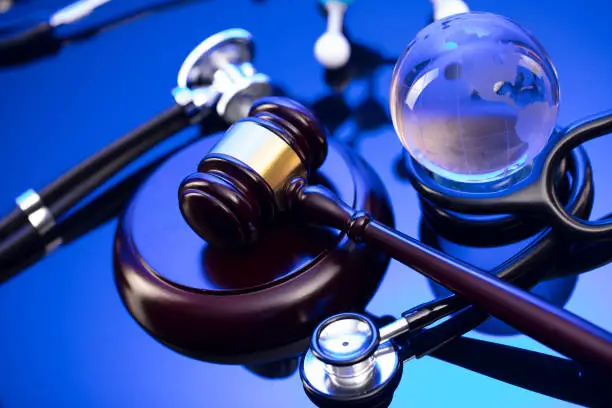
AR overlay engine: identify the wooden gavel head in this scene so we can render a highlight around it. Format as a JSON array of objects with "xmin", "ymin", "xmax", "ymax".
[{"xmin": 179, "ymin": 97, "xmax": 328, "ymax": 248}]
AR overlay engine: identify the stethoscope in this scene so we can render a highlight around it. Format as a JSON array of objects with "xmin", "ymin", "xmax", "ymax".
[
  {"xmin": 0, "ymin": 28, "xmax": 271, "ymax": 271},
  {"xmin": 297, "ymin": 113, "xmax": 612, "ymax": 406},
  {"xmin": 0, "ymin": 0, "xmax": 113, "ymax": 67},
  {"xmin": 0, "ymin": 0, "xmax": 205, "ymax": 67}
]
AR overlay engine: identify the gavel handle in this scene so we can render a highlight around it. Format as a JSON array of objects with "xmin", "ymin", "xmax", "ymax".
[{"xmin": 290, "ymin": 181, "xmax": 612, "ymax": 373}]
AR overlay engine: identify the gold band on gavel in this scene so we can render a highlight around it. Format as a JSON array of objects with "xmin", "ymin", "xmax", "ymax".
[{"xmin": 209, "ymin": 121, "xmax": 307, "ymax": 203}]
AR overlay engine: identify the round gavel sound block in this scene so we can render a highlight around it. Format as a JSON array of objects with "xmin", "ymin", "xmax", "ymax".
[{"xmin": 114, "ymin": 134, "xmax": 393, "ymax": 364}]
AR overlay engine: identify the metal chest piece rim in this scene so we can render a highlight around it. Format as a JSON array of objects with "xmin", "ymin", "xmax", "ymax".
[
  {"xmin": 300, "ymin": 313, "xmax": 403, "ymax": 407},
  {"xmin": 173, "ymin": 28, "xmax": 271, "ymax": 124}
]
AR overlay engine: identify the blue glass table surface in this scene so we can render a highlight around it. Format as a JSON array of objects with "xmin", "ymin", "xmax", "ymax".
[{"xmin": 1, "ymin": 0, "xmax": 612, "ymax": 406}]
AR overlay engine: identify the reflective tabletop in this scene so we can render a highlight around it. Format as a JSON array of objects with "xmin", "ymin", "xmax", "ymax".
[{"xmin": 1, "ymin": 0, "xmax": 612, "ymax": 407}]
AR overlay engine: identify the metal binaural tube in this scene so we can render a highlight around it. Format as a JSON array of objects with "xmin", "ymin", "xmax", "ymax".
[{"xmin": 379, "ymin": 317, "xmax": 410, "ymax": 344}]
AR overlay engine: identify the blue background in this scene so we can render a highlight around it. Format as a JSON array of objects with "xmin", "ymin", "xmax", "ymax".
[{"xmin": 1, "ymin": 0, "xmax": 612, "ymax": 407}]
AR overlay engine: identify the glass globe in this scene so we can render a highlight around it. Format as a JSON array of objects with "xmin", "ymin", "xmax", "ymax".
[{"xmin": 390, "ymin": 12, "xmax": 560, "ymax": 188}]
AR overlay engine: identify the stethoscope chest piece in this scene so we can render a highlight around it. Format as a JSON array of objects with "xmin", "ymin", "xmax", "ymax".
[
  {"xmin": 300, "ymin": 313, "xmax": 403, "ymax": 408},
  {"xmin": 174, "ymin": 28, "xmax": 272, "ymax": 124}
]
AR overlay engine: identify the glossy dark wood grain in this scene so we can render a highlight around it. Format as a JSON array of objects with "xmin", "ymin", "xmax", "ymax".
[{"xmin": 114, "ymin": 135, "xmax": 393, "ymax": 364}]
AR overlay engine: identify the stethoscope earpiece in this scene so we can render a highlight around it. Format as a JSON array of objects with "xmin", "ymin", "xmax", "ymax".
[
  {"xmin": 300, "ymin": 313, "xmax": 402, "ymax": 408},
  {"xmin": 173, "ymin": 28, "xmax": 272, "ymax": 124}
]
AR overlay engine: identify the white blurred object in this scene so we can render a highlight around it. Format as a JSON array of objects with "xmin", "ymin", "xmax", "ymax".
[
  {"xmin": 431, "ymin": 0, "xmax": 469, "ymax": 21},
  {"xmin": 314, "ymin": 0, "xmax": 351, "ymax": 69},
  {"xmin": 0, "ymin": 0, "xmax": 12, "ymax": 14},
  {"xmin": 50, "ymin": 0, "xmax": 111, "ymax": 27}
]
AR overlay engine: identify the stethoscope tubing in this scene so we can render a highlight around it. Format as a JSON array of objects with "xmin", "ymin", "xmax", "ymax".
[
  {"xmin": 393, "ymin": 141, "xmax": 608, "ymax": 373},
  {"xmin": 0, "ymin": 103, "xmax": 196, "ymax": 240},
  {"xmin": 362, "ymin": 219, "xmax": 612, "ymax": 372},
  {"xmin": 407, "ymin": 224, "xmax": 566, "ymax": 359},
  {"xmin": 415, "ymin": 147, "xmax": 589, "ymax": 247},
  {"xmin": 0, "ymin": 22, "xmax": 60, "ymax": 67},
  {"xmin": 408, "ymin": 110, "xmax": 612, "ymax": 241},
  {"xmin": 0, "ymin": 127, "xmax": 210, "ymax": 282},
  {"xmin": 41, "ymin": 104, "xmax": 198, "ymax": 216},
  {"xmin": 396, "ymin": 212, "xmax": 612, "ymax": 407},
  {"xmin": 347, "ymin": 140, "xmax": 607, "ymax": 370},
  {"xmin": 0, "ymin": 0, "xmax": 204, "ymax": 67},
  {"xmin": 0, "ymin": 103, "xmax": 210, "ymax": 270},
  {"xmin": 360, "ymin": 133, "xmax": 593, "ymax": 358},
  {"xmin": 542, "ymin": 112, "xmax": 612, "ymax": 238}
]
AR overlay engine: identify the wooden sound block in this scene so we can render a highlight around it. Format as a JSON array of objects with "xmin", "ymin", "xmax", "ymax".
[{"xmin": 114, "ymin": 134, "xmax": 394, "ymax": 364}]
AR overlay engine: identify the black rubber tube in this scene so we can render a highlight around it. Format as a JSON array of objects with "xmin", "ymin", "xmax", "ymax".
[
  {"xmin": 0, "ymin": 208, "xmax": 26, "ymax": 242},
  {"xmin": 0, "ymin": 22, "xmax": 60, "ymax": 67},
  {"xmin": 39, "ymin": 104, "xmax": 194, "ymax": 206},
  {"xmin": 0, "ymin": 104, "xmax": 197, "ymax": 240},
  {"xmin": 399, "ymin": 147, "xmax": 594, "ymax": 334},
  {"xmin": 0, "ymin": 111, "xmax": 217, "ymax": 276}
]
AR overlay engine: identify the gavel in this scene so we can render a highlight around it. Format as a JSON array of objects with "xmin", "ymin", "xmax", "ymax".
[{"xmin": 178, "ymin": 97, "xmax": 612, "ymax": 373}]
